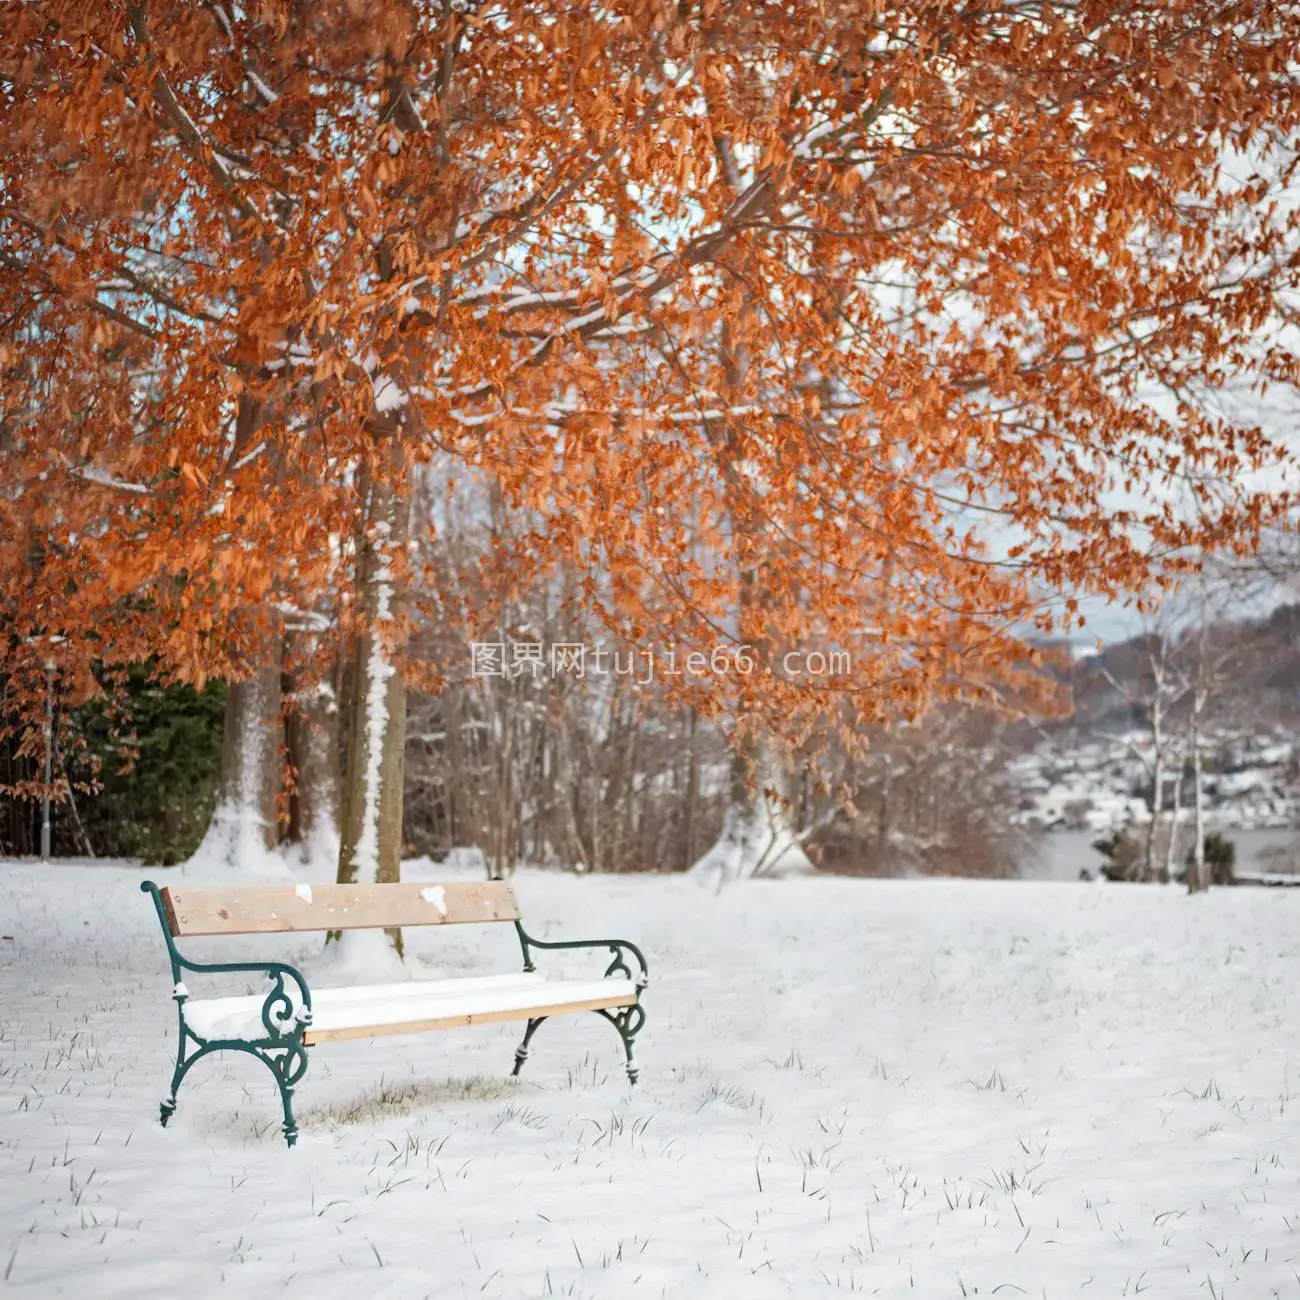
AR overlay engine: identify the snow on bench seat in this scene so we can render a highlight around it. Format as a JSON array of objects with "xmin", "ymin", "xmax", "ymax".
[{"xmin": 184, "ymin": 971, "xmax": 639, "ymax": 1045}]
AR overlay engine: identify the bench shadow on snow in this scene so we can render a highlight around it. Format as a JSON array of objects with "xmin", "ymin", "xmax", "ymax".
[
  {"xmin": 189, "ymin": 1068, "xmax": 521, "ymax": 1142},
  {"xmin": 184, "ymin": 1045, "xmax": 623, "ymax": 1143}
]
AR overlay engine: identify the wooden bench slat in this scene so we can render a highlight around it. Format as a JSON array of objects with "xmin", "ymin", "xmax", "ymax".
[
  {"xmin": 301, "ymin": 992, "xmax": 638, "ymax": 1045},
  {"xmin": 161, "ymin": 880, "xmax": 520, "ymax": 937}
]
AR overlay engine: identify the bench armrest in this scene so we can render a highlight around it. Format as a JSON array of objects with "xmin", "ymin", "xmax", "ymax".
[
  {"xmin": 515, "ymin": 923, "xmax": 649, "ymax": 990},
  {"xmin": 180, "ymin": 958, "xmax": 313, "ymax": 1040},
  {"xmin": 140, "ymin": 880, "xmax": 313, "ymax": 1035},
  {"xmin": 176, "ymin": 956, "xmax": 312, "ymax": 1015}
]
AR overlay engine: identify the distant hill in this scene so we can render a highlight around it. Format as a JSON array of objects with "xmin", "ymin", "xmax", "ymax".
[{"xmin": 1031, "ymin": 602, "xmax": 1300, "ymax": 735}]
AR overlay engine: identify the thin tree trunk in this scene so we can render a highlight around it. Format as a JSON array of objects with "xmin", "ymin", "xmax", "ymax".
[
  {"xmin": 196, "ymin": 634, "xmax": 284, "ymax": 873},
  {"xmin": 1144, "ymin": 693, "xmax": 1164, "ymax": 882},
  {"xmin": 555, "ymin": 703, "xmax": 590, "ymax": 872},
  {"xmin": 63, "ymin": 778, "xmax": 95, "ymax": 858},
  {"xmin": 1190, "ymin": 691, "xmax": 1208, "ymax": 892},
  {"xmin": 1163, "ymin": 742, "xmax": 1182, "ymax": 884},
  {"xmin": 286, "ymin": 677, "xmax": 340, "ymax": 874},
  {"xmin": 683, "ymin": 705, "xmax": 699, "ymax": 870},
  {"xmin": 877, "ymin": 758, "xmax": 892, "ymax": 867},
  {"xmin": 486, "ymin": 672, "xmax": 518, "ymax": 878},
  {"xmin": 590, "ymin": 762, "xmax": 601, "ymax": 873},
  {"xmin": 336, "ymin": 467, "xmax": 410, "ymax": 955}
]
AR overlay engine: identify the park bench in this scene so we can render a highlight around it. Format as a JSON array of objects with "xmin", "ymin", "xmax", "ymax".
[{"xmin": 139, "ymin": 878, "xmax": 648, "ymax": 1146}]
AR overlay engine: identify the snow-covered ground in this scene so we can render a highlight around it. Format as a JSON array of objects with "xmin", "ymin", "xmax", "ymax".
[{"xmin": 4, "ymin": 861, "xmax": 1300, "ymax": 1298}]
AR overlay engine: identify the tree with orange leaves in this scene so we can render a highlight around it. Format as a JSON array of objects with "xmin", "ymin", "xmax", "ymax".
[{"xmin": 2, "ymin": 1, "xmax": 1297, "ymax": 906}]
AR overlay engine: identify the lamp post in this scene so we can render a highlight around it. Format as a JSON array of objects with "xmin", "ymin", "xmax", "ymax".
[{"xmin": 40, "ymin": 659, "xmax": 54, "ymax": 862}]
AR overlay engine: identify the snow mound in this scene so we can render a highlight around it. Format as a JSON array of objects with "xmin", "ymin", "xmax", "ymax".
[
  {"xmin": 402, "ymin": 847, "xmax": 490, "ymax": 880},
  {"xmin": 284, "ymin": 814, "xmax": 341, "ymax": 882},
  {"xmin": 305, "ymin": 927, "xmax": 425, "ymax": 985},
  {"xmin": 180, "ymin": 804, "xmax": 294, "ymax": 882},
  {"xmin": 690, "ymin": 799, "xmax": 815, "ymax": 888}
]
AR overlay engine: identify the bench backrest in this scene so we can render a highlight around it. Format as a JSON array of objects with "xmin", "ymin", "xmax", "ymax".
[{"xmin": 158, "ymin": 881, "xmax": 521, "ymax": 938}]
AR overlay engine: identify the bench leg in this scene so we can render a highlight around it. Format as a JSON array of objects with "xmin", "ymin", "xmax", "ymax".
[
  {"xmin": 279, "ymin": 1084, "xmax": 299, "ymax": 1148},
  {"xmin": 160, "ymin": 1021, "xmax": 194, "ymax": 1127},
  {"xmin": 511, "ymin": 1017, "xmax": 546, "ymax": 1077},
  {"xmin": 597, "ymin": 1003, "xmax": 646, "ymax": 1086},
  {"xmin": 264, "ymin": 1045, "xmax": 308, "ymax": 1148},
  {"xmin": 156, "ymin": 1031, "xmax": 307, "ymax": 1147}
]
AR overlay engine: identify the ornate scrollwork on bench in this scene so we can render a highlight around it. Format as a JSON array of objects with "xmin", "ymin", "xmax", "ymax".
[
  {"xmin": 142, "ymin": 882, "xmax": 314, "ymax": 1146},
  {"xmin": 512, "ymin": 924, "xmax": 649, "ymax": 1082}
]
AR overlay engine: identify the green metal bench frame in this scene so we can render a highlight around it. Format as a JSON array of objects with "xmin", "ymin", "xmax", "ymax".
[{"xmin": 140, "ymin": 880, "xmax": 649, "ymax": 1147}]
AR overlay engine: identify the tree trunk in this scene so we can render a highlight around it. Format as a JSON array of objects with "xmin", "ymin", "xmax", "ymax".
[
  {"xmin": 191, "ymin": 637, "xmax": 285, "ymax": 876},
  {"xmin": 286, "ymin": 679, "xmax": 340, "ymax": 876},
  {"xmin": 689, "ymin": 519, "xmax": 815, "ymax": 886},
  {"xmin": 554, "ymin": 701, "xmax": 589, "ymax": 873},
  {"xmin": 1143, "ymin": 694, "xmax": 1164, "ymax": 882},
  {"xmin": 489, "ymin": 693, "xmax": 517, "ymax": 878},
  {"xmin": 877, "ymin": 757, "xmax": 893, "ymax": 868},
  {"xmin": 1189, "ymin": 691, "xmax": 1208, "ymax": 893},
  {"xmin": 682, "ymin": 705, "xmax": 699, "ymax": 871},
  {"xmin": 1162, "ymin": 744, "xmax": 1182, "ymax": 885},
  {"xmin": 335, "ymin": 469, "xmax": 409, "ymax": 960},
  {"xmin": 687, "ymin": 294, "xmax": 814, "ymax": 887},
  {"xmin": 690, "ymin": 735, "xmax": 814, "ymax": 887}
]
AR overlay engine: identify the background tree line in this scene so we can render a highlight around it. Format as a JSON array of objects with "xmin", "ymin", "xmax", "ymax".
[{"xmin": 0, "ymin": 535, "xmax": 1038, "ymax": 879}]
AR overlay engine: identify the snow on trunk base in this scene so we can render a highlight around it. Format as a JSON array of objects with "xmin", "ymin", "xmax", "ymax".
[
  {"xmin": 186, "ymin": 671, "xmax": 291, "ymax": 881},
  {"xmin": 286, "ymin": 812, "xmax": 341, "ymax": 882},
  {"xmin": 308, "ymin": 927, "xmax": 422, "ymax": 986},
  {"xmin": 182, "ymin": 802, "xmax": 293, "ymax": 882},
  {"xmin": 689, "ymin": 797, "xmax": 815, "ymax": 888}
]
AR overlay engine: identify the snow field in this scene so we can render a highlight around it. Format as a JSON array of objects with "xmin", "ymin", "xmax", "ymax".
[{"xmin": 2, "ymin": 862, "xmax": 1300, "ymax": 1298}]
